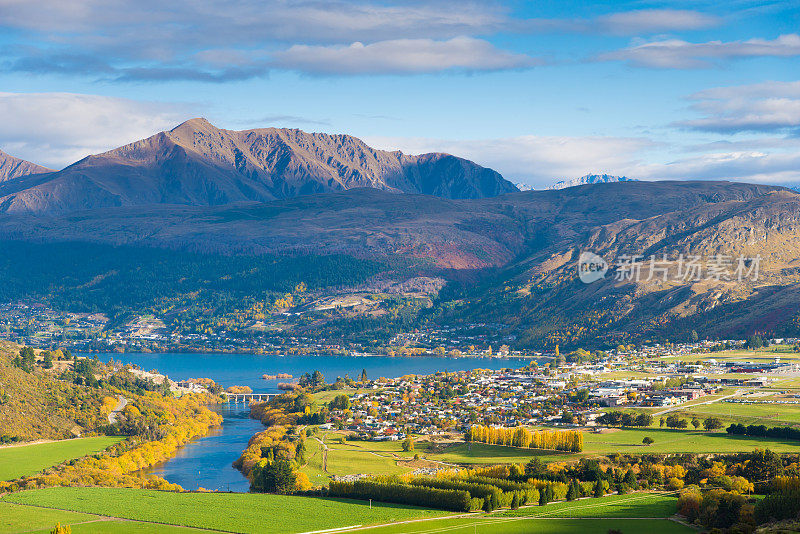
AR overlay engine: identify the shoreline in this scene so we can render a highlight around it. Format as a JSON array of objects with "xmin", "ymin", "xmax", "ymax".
[{"xmin": 73, "ymin": 349, "xmax": 539, "ymax": 360}]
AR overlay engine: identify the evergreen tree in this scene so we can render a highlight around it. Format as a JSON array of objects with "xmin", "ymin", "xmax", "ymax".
[
  {"xmin": 19, "ymin": 347, "xmax": 35, "ymax": 372},
  {"xmin": 251, "ymin": 459, "xmax": 296, "ymax": 494},
  {"xmin": 361, "ymin": 369, "xmax": 368, "ymax": 382},
  {"xmin": 566, "ymin": 480, "xmax": 578, "ymax": 501},
  {"xmin": 312, "ymin": 370, "xmax": 325, "ymax": 387},
  {"xmin": 593, "ymin": 479, "xmax": 604, "ymax": 498},
  {"xmin": 624, "ymin": 469, "xmax": 638, "ymax": 490}
]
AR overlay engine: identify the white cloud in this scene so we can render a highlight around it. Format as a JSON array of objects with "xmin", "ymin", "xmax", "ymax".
[
  {"xmin": 273, "ymin": 36, "xmax": 540, "ymax": 75},
  {"xmin": 676, "ymin": 80, "xmax": 800, "ymax": 133},
  {"xmin": 365, "ymin": 131, "xmax": 800, "ymax": 187},
  {"xmin": 363, "ymin": 134, "xmax": 655, "ymax": 187},
  {"xmin": 633, "ymin": 150, "xmax": 800, "ymax": 184},
  {"xmin": 0, "ymin": 92, "xmax": 189, "ymax": 168},
  {"xmin": 600, "ymin": 34, "xmax": 800, "ymax": 68},
  {"xmin": 0, "ymin": 0, "xmax": 504, "ymax": 46},
  {"xmin": 597, "ymin": 9, "xmax": 720, "ymax": 35},
  {"xmin": 0, "ymin": 2, "xmax": 728, "ymax": 80}
]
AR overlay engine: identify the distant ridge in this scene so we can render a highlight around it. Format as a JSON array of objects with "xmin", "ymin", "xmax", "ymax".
[
  {"xmin": 0, "ymin": 149, "xmax": 52, "ymax": 182},
  {"xmin": 548, "ymin": 174, "xmax": 635, "ymax": 190},
  {"xmin": 0, "ymin": 118, "xmax": 518, "ymax": 214}
]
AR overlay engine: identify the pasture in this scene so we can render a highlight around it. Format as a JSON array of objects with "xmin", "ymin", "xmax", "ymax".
[
  {"xmin": 0, "ymin": 489, "xmax": 688, "ymax": 534},
  {"xmin": 497, "ymin": 492, "xmax": 677, "ymax": 518},
  {"xmin": 2, "ymin": 487, "xmax": 449, "ymax": 534},
  {"xmin": 426, "ymin": 426, "xmax": 800, "ymax": 466},
  {"xmin": 360, "ymin": 517, "xmax": 692, "ymax": 534},
  {"xmin": 0, "ymin": 436, "xmax": 123, "ymax": 481},
  {"xmin": 302, "ymin": 432, "xmax": 423, "ymax": 484}
]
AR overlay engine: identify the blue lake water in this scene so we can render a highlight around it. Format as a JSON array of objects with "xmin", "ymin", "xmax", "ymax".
[
  {"xmin": 95, "ymin": 352, "xmax": 529, "ymax": 393},
  {"xmin": 87, "ymin": 352, "xmax": 528, "ymax": 491}
]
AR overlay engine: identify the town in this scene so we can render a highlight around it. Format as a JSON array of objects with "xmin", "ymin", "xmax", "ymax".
[{"xmin": 304, "ymin": 344, "xmax": 800, "ymax": 442}]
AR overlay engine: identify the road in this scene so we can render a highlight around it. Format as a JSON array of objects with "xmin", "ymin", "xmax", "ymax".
[
  {"xmin": 652, "ymin": 389, "xmax": 742, "ymax": 416},
  {"xmin": 108, "ymin": 395, "xmax": 128, "ymax": 424}
]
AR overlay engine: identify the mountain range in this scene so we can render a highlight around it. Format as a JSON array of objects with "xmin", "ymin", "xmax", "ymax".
[
  {"xmin": 1, "ymin": 119, "xmax": 799, "ymax": 347},
  {"xmin": 0, "ymin": 149, "xmax": 52, "ymax": 183},
  {"xmin": 0, "ymin": 119, "xmax": 516, "ymax": 214}
]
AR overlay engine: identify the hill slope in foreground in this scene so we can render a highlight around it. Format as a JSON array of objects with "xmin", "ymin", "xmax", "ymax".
[{"xmin": 0, "ymin": 342, "xmax": 106, "ymax": 440}]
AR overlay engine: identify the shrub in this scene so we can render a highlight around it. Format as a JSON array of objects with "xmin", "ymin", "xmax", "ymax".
[
  {"xmin": 755, "ymin": 490, "xmax": 800, "ymax": 524},
  {"xmin": 329, "ymin": 480, "xmax": 471, "ymax": 512},
  {"xmin": 667, "ymin": 477, "xmax": 685, "ymax": 490}
]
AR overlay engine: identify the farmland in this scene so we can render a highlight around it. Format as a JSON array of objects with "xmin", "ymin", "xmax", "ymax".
[
  {"xmin": 301, "ymin": 431, "xmax": 426, "ymax": 484},
  {"xmin": 359, "ymin": 517, "xmax": 692, "ymax": 534},
  {"xmin": 497, "ymin": 492, "xmax": 678, "ymax": 518},
  {"xmin": 420, "ymin": 426, "xmax": 800, "ymax": 466},
  {"xmin": 2, "ymin": 487, "xmax": 449, "ymax": 534},
  {"xmin": 0, "ymin": 436, "xmax": 123, "ymax": 481},
  {"xmin": 0, "ymin": 488, "xmax": 687, "ymax": 534},
  {"xmin": 0, "ymin": 502, "xmax": 217, "ymax": 534}
]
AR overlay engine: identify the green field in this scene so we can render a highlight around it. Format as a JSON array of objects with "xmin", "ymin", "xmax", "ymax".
[
  {"xmin": 0, "ymin": 502, "xmax": 99, "ymax": 534},
  {"xmin": 498, "ymin": 492, "xmax": 677, "ymax": 518},
  {"xmin": 581, "ymin": 427, "xmax": 800, "ymax": 455},
  {"xmin": 0, "ymin": 502, "xmax": 218, "ymax": 534},
  {"xmin": 0, "ymin": 436, "xmax": 123, "ymax": 481},
  {"xmin": 2, "ymin": 487, "xmax": 449, "ymax": 534},
  {"xmin": 360, "ymin": 517, "xmax": 692, "ymax": 534},
  {"xmin": 675, "ymin": 401, "xmax": 800, "ymax": 425},
  {"xmin": 428, "ymin": 442, "xmax": 565, "ymax": 464},
  {"xmin": 0, "ymin": 489, "xmax": 688, "ymax": 534},
  {"xmin": 302, "ymin": 432, "xmax": 422, "ymax": 484},
  {"xmin": 425, "ymin": 426, "xmax": 800, "ymax": 466}
]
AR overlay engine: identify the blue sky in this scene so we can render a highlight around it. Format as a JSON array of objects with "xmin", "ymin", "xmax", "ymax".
[{"xmin": 0, "ymin": 0, "xmax": 799, "ymax": 187}]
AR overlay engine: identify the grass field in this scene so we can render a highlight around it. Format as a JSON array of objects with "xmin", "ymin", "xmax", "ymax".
[
  {"xmin": 497, "ymin": 492, "xmax": 677, "ymax": 518},
  {"xmin": 302, "ymin": 432, "xmax": 421, "ymax": 484},
  {"xmin": 360, "ymin": 517, "xmax": 693, "ymax": 534},
  {"xmin": 0, "ymin": 502, "xmax": 219, "ymax": 534},
  {"xmin": 581, "ymin": 427, "xmax": 800, "ymax": 455},
  {"xmin": 426, "ymin": 427, "xmax": 800, "ymax": 465},
  {"xmin": 0, "ymin": 502, "xmax": 98, "ymax": 534},
  {"xmin": 0, "ymin": 436, "xmax": 123, "ymax": 481},
  {"xmin": 675, "ymin": 401, "xmax": 800, "ymax": 426},
  {"xmin": 2, "ymin": 487, "xmax": 449, "ymax": 534},
  {"xmin": 427, "ymin": 442, "xmax": 567, "ymax": 464},
  {"xmin": 0, "ymin": 490, "xmax": 687, "ymax": 534}
]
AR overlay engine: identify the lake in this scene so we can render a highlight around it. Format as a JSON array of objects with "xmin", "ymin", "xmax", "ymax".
[
  {"xmin": 89, "ymin": 352, "xmax": 528, "ymax": 491},
  {"xmin": 96, "ymin": 352, "xmax": 530, "ymax": 393}
]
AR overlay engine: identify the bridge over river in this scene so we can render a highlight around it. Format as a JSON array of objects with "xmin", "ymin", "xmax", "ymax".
[{"xmin": 221, "ymin": 392, "xmax": 279, "ymax": 403}]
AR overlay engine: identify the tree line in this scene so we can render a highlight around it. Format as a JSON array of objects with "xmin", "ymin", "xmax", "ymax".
[
  {"xmin": 727, "ymin": 423, "xmax": 800, "ymax": 441},
  {"xmin": 465, "ymin": 425, "xmax": 583, "ymax": 452},
  {"xmin": 329, "ymin": 480, "xmax": 472, "ymax": 512}
]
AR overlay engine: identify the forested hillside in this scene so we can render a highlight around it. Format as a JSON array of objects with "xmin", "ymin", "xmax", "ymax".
[
  {"xmin": 0, "ymin": 342, "xmax": 105, "ymax": 440},
  {"xmin": 0, "ymin": 181, "xmax": 799, "ymax": 348}
]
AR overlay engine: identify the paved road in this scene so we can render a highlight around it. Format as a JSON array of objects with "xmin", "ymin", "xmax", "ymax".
[
  {"xmin": 652, "ymin": 389, "xmax": 742, "ymax": 416},
  {"xmin": 108, "ymin": 395, "xmax": 128, "ymax": 424}
]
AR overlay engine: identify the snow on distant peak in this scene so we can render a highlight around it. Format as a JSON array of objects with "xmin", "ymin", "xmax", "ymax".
[{"xmin": 548, "ymin": 174, "xmax": 635, "ymax": 190}]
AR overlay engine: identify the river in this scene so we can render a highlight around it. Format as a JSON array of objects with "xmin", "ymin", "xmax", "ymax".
[{"xmin": 89, "ymin": 352, "xmax": 528, "ymax": 491}]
